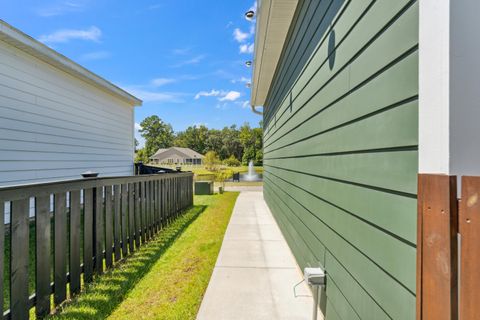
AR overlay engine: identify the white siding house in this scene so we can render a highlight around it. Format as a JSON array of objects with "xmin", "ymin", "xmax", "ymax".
[{"xmin": 0, "ymin": 20, "xmax": 142, "ymax": 187}]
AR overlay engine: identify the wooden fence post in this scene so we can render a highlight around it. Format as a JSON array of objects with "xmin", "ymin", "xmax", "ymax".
[
  {"xmin": 417, "ymin": 174, "xmax": 458, "ymax": 320},
  {"xmin": 459, "ymin": 176, "xmax": 480, "ymax": 320}
]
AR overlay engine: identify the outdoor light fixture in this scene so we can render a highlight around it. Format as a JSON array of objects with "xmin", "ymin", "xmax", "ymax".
[
  {"xmin": 245, "ymin": 60, "xmax": 252, "ymax": 67},
  {"xmin": 81, "ymin": 170, "xmax": 99, "ymax": 178},
  {"xmin": 246, "ymin": 82, "xmax": 251, "ymax": 88},
  {"xmin": 245, "ymin": 10, "xmax": 255, "ymax": 20}
]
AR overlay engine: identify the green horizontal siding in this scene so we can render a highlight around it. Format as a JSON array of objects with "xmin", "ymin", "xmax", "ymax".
[{"xmin": 262, "ymin": 0, "xmax": 418, "ymax": 319}]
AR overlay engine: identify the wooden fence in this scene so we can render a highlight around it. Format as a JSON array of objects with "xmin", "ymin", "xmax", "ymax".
[
  {"xmin": 417, "ymin": 175, "xmax": 480, "ymax": 320},
  {"xmin": 0, "ymin": 172, "xmax": 193, "ymax": 319}
]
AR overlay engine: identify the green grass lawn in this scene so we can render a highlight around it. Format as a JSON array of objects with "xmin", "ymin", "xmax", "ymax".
[{"xmin": 49, "ymin": 192, "xmax": 239, "ymax": 320}]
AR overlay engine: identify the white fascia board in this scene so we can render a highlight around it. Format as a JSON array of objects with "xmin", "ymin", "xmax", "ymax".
[
  {"xmin": 420, "ymin": 0, "xmax": 480, "ymax": 177},
  {"xmin": 0, "ymin": 20, "xmax": 142, "ymax": 107},
  {"xmin": 419, "ymin": 0, "xmax": 451, "ymax": 174},
  {"xmin": 250, "ymin": 0, "xmax": 298, "ymax": 108}
]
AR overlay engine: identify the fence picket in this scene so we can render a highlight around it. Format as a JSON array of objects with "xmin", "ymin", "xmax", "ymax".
[
  {"xmin": 83, "ymin": 189, "xmax": 94, "ymax": 283},
  {"xmin": 134, "ymin": 182, "xmax": 141, "ymax": 248},
  {"xmin": 459, "ymin": 176, "xmax": 480, "ymax": 320},
  {"xmin": 35, "ymin": 195, "xmax": 51, "ymax": 317},
  {"xmin": 70, "ymin": 190, "xmax": 81, "ymax": 296},
  {"xmin": 54, "ymin": 192, "xmax": 67, "ymax": 305},
  {"xmin": 105, "ymin": 186, "xmax": 113, "ymax": 268},
  {"xmin": 121, "ymin": 184, "xmax": 128, "ymax": 257},
  {"xmin": 128, "ymin": 183, "xmax": 135, "ymax": 253},
  {"xmin": 94, "ymin": 187, "xmax": 104, "ymax": 274},
  {"xmin": 113, "ymin": 185, "xmax": 121, "ymax": 262},
  {"xmin": 141, "ymin": 181, "xmax": 147, "ymax": 243},
  {"xmin": 10, "ymin": 199, "xmax": 29, "ymax": 320},
  {"xmin": 145, "ymin": 181, "xmax": 150, "ymax": 241}
]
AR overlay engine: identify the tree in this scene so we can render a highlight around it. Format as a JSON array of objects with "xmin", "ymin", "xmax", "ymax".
[
  {"xmin": 205, "ymin": 129, "xmax": 223, "ymax": 155},
  {"xmin": 135, "ymin": 148, "xmax": 149, "ymax": 163},
  {"xmin": 139, "ymin": 116, "xmax": 174, "ymax": 157},
  {"xmin": 204, "ymin": 151, "xmax": 221, "ymax": 171},
  {"xmin": 174, "ymin": 125, "xmax": 209, "ymax": 154},
  {"xmin": 220, "ymin": 125, "xmax": 242, "ymax": 160}
]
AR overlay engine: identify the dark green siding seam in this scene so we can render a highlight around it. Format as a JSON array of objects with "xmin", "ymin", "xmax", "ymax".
[
  {"xmin": 264, "ymin": 0, "xmax": 365, "ymax": 127},
  {"xmin": 263, "ymin": 0, "xmax": 321, "ymax": 122},
  {"xmin": 264, "ymin": 0, "xmax": 375, "ymax": 128},
  {"xmin": 265, "ymin": 145, "xmax": 418, "ymax": 160},
  {"xmin": 266, "ymin": 189, "xmax": 325, "ymax": 264},
  {"xmin": 264, "ymin": 164, "xmax": 417, "ymax": 199},
  {"xmin": 326, "ymin": 272, "xmax": 365, "ymax": 320},
  {"xmin": 264, "ymin": 0, "xmax": 417, "ymax": 141},
  {"xmin": 264, "ymin": 0, "xmax": 359, "ymax": 125},
  {"xmin": 264, "ymin": 168, "xmax": 415, "ymax": 248},
  {"xmin": 264, "ymin": 183, "xmax": 396, "ymax": 319},
  {"xmin": 264, "ymin": 0, "xmax": 417, "ymax": 140},
  {"xmin": 263, "ymin": 44, "xmax": 418, "ymax": 149},
  {"xmin": 264, "ymin": 0, "xmax": 346, "ymax": 119},
  {"xmin": 264, "ymin": 96, "xmax": 418, "ymax": 155}
]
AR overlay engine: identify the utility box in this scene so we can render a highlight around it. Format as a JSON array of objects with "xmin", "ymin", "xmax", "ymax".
[{"xmin": 195, "ymin": 181, "xmax": 213, "ymax": 195}]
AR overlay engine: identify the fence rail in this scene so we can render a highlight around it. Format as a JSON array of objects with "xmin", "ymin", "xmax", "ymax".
[{"xmin": 0, "ymin": 172, "xmax": 193, "ymax": 319}]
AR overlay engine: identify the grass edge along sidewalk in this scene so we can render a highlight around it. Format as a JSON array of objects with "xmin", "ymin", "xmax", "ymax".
[{"xmin": 49, "ymin": 192, "xmax": 239, "ymax": 320}]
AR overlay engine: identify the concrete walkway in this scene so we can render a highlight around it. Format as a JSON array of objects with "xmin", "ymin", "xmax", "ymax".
[{"xmin": 197, "ymin": 190, "xmax": 313, "ymax": 320}]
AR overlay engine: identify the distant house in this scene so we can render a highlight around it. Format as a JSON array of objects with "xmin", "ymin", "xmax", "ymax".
[
  {"xmin": 0, "ymin": 20, "xmax": 141, "ymax": 186},
  {"xmin": 150, "ymin": 147, "xmax": 204, "ymax": 165}
]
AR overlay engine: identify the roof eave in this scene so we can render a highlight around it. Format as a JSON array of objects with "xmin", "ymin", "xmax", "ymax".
[{"xmin": 250, "ymin": 0, "xmax": 299, "ymax": 109}]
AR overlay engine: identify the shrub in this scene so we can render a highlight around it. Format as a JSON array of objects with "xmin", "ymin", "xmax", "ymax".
[
  {"xmin": 204, "ymin": 151, "xmax": 221, "ymax": 171},
  {"xmin": 223, "ymin": 155, "xmax": 241, "ymax": 167},
  {"xmin": 214, "ymin": 169, "xmax": 233, "ymax": 189},
  {"xmin": 135, "ymin": 148, "xmax": 149, "ymax": 163}
]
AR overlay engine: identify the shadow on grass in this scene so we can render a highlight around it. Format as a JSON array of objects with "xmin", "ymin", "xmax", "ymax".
[{"xmin": 49, "ymin": 205, "xmax": 207, "ymax": 320}]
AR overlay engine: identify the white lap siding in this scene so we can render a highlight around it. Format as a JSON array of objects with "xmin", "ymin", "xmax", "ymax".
[{"xmin": 0, "ymin": 39, "xmax": 135, "ymax": 186}]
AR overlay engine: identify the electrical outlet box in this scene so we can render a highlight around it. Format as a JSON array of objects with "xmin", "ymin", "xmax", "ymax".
[{"xmin": 304, "ymin": 267, "xmax": 326, "ymax": 286}]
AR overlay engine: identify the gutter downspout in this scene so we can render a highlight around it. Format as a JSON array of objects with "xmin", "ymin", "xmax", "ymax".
[{"xmin": 251, "ymin": 105, "xmax": 263, "ymax": 115}]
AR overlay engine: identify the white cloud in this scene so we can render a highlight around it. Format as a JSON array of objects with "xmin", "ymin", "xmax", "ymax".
[
  {"xmin": 219, "ymin": 91, "xmax": 241, "ymax": 102},
  {"xmin": 172, "ymin": 48, "xmax": 190, "ymax": 55},
  {"xmin": 172, "ymin": 54, "xmax": 206, "ymax": 67},
  {"xmin": 80, "ymin": 50, "xmax": 110, "ymax": 61},
  {"xmin": 231, "ymin": 77, "xmax": 250, "ymax": 84},
  {"xmin": 195, "ymin": 89, "xmax": 222, "ymax": 100},
  {"xmin": 195, "ymin": 90, "xmax": 241, "ymax": 102},
  {"xmin": 39, "ymin": 26, "xmax": 101, "ymax": 44},
  {"xmin": 151, "ymin": 78, "xmax": 176, "ymax": 87},
  {"xmin": 36, "ymin": 0, "xmax": 88, "ymax": 17},
  {"xmin": 239, "ymin": 43, "xmax": 254, "ymax": 54},
  {"xmin": 241, "ymin": 100, "xmax": 250, "ymax": 108},
  {"xmin": 125, "ymin": 88, "xmax": 181, "ymax": 103},
  {"xmin": 233, "ymin": 28, "xmax": 249, "ymax": 43},
  {"xmin": 135, "ymin": 122, "xmax": 142, "ymax": 130}
]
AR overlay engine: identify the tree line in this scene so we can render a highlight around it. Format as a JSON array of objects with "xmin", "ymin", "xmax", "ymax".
[{"xmin": 135, "ymin": 115, "xmax": 263, "ymax": 166}]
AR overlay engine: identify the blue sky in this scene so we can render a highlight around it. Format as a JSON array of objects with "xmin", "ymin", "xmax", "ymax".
[{"xmin": 1, "ymin": 0, "xmax": 260, "ymax": 147}]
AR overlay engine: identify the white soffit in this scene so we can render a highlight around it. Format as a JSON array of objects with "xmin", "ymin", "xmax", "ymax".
[
  {"xmin": 250, "ymin": 0, "xmax": 298, "ymax": 107},
  {"xmin": 0, "ymin": 20, "xmax": 142, "ymax": 106}
]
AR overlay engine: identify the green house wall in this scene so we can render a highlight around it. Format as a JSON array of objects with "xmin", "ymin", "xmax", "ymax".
[{"xmin": 262, "ymin": 1, "xmax": 418, "ymax": 319}]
